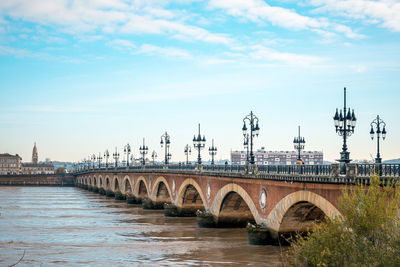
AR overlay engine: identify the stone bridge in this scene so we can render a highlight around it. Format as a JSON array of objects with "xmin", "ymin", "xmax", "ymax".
[{"xmin": 75, "ymin": 163, "xmax": 399, "ymax": 245}]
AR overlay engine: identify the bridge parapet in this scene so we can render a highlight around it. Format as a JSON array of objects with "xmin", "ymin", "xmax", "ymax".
[{"xmin": 74, "ymin": 163, "xmax": 400, "ymax": 184}]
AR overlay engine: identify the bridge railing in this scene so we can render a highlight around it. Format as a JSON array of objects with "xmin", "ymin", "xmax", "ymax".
[
  {"xmin": 356, "ymin": 164, "xmax": 400, "ymax": 177},
  {"xmin": 257, "ymin": 164, "xmax": 332, "ymax": 176},
  {"xmin": 75, "ymin": 163, "xmax": 400, "ymax": 182}
]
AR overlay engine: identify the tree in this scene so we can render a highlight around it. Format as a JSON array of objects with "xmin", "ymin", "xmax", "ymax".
[{"xmin": 286, "ymin": 174, "xmax": 400, "ymax": 267}]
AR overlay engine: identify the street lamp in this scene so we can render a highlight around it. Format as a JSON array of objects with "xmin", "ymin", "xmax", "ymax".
[
  {"xmin": 193, "ymin": 123, "xmax": 206, "ymax": 165},
  {"xmin": 243, "ymin": 134, "xmax": 249, "ymax": 165},
  {"xmin": 184, "ymin": 144, "xmax": 191, "ymax": 165},
  {"xmin": 124, "ymin": 143, "xmax": 131, "ymax": 167},
  {"xmin": 333, "ymin": 87, "xmax": 357, "ymax": 174},
  {"xmin": 293, "ymin": 126, "xmax": 305, "ymax": 164},
  {"xmin": 91, "ymin": 154, "xmax": 96, "ymax": 169},
  {"xmin": 370, "ymin": 115, "xmax": 387, "ymax": 164},
  {"xmin": 139, "ymin": 138, "xmax": 148, "ymax": 165},
  {"xmin": 160, "ymin": 132, "xmax": 171, "ymax": 165},
  {"xmin": 104, "ymin": 149, "xmax": 110, "ymax": 169},
  {"xmin": 209, "ymin": 139, "xmax": 217, "ymax": 165},
  {"xmin": 113, "ymin": 147, "xmax": 120, "ymax": 168},
  {"xmin": 151, "ymin": 151, "xmax": 157, "ymax": 165},
  {"xmin": 97, "ymin": 152, "xmax": 103, "ymax": 169},
  {"xmin": 242, "ymin": 111, "xmax": 260, "ymax": 165}
]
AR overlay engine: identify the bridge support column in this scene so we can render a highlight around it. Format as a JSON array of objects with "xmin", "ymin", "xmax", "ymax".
[
  {"xmin": 114, "ymin": 191, "xmax": 125, "ymax": 200},
  {"xmin": 125, "ymin": 193, "xmax": 138, "ymax": 204},
  {"xmin": 247, "ymin": 224, "xmax": 279, "ymax": 245},
  {"xmin": 142, "ymin": 198, "xmax": 165, "ymax": 209},
  {"xmin": 196, "ymin": 210, "xmax": 217, "ymax": 227},
  {"xmin": 92, "ymin": 186, "xmax": 99, "ymax": 193},
  {"xmin": 164, "ymin": 204, "xmax": 203, "ymax": 217},
  {"xmin": 98, "ymin": 188, "xmax": 106, "ymax": 195},
  {"xmin": 105, "ymin": 189, "xmax": 115, "ymax": 197}
]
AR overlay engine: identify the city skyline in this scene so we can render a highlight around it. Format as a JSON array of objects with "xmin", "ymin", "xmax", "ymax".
[{"xmin": 0, "ymin": 1, "xmax": 399, "ymax": 162}]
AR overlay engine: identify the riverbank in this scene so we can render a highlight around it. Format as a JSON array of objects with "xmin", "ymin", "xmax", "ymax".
[{"xmin": 0, "ymin": 174, "xmax": 75, "ymax": 186}]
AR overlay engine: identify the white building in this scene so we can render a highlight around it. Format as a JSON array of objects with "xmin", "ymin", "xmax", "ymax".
[{"xmin": 231, "ymin": 147, "xmax": 323, "ymax": 165}]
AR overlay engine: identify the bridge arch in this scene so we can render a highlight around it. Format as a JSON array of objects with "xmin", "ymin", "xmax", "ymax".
[
  {"xmin": 98, "ymin": 176, "xmax": 103, "ymax": 187},
  {"xmin": 176, "ymin": 178, "xmax": 207, "ymax": 210},
  {"xmin": 113, "ymin": 176, "xmax": 120, "ymax": 192},
  {"xmin": 134, "ymin": 176, "xmax": 149, "ymax": 200},
  {"xmin": 104, "ymin": 176, "xmax": 111, "ymax": 190},
  {"xmin": 122, "ymin": 175, "xmax": 133, "ymax": 194},
  {"xmin": 266, "ymin": 190, "xmax": 342, "ymax": 233},
  {"xmin": 151, "ymin": 176, "xmax": 172, "ymax": 202},
  {"xmin": 211, "ymin": 183, "xmax": 259, "ymax": 226},
  {"xmin": 93, "ymin": 176, "xmax": 97, "ymax": 186}
]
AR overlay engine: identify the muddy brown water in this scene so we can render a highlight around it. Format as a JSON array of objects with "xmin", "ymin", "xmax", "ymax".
[{"xmin": 0, "ymin": 187, "xmax": 285, "ymax": 266}]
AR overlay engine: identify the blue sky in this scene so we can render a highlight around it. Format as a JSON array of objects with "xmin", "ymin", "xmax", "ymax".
[{"xmin": 0, "ymin": 0, "xmax": 399, "ymax": 163}]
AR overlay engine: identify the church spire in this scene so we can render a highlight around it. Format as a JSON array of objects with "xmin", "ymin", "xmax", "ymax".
[{"xmin": 32, "ymin": 142, "xmax": 38, "ymax": 164}]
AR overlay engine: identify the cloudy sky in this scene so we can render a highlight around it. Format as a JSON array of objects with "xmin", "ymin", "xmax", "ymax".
[{"xmin": 0, "ymin": 0, "xmax": 399, "ymax": 163}]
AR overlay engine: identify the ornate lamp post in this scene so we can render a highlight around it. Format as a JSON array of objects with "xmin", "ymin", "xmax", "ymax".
[
  {"xmin": 124, "ymin": 143, "xmax": 131, "ymax": 167},
  {"xmin": 160, "ymin": 132, "xmax": 171, "ymax": 165},
  {"xmin": 333, "ymin": 87, "xmax": 357, "ymax": 174},
  {"xmin": 97, "ymin": 152, "xmax": 103, "ymax": 169},
  {"xmin": 193, "ymin": 123, "xmax": 206, "ymax": 165},
  {"xmin": 139, "ymin": 138, "xmax": 148, "ymax": 165},
  {"xmin": 112, "ymin": 147, "xmax": 120, "ymax": 168},
  {"xmin": 209, "ymin": 139, "xmax": 217, "ymax": 165},
  {"xmin": 293, "ymin": 126, "xmax": 305, "ymax": 164},
  {"xmin": 104, "ymin": 149, "xmax": 110, "ymax": 169},
  {"xmin": 242, "ymin": 111, "xmax": 260, "ymax": 165},
  {"xmin": 243, "ymin": 134, "xmax": 249, "ymax": 165},
  {"xmin": 184, "ymin": 144, "xmax": 191, "ymax": 165},
  {"xmin": 91, "ymin": 154, "xmax": 96, "ymax": 169},
  {"xmin": 370, "ymin": 115, "xmax": 387, "ymax": 164},
  {"xmin": 151, "ymin": 151, "xmax": 157, "ymax": 165}
]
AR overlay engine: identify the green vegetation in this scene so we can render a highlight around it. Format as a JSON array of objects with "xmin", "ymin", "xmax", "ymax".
[{"xmin": 286, "ymin": 175, "xmax": 400, "ymax": 267}]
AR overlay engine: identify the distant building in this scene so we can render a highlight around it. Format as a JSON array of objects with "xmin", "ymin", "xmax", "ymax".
[
  {"xmin": 231, "ymin": 147, "xmax": 323, "ymax": 165},
  {"xmin": 0, "ymin": 153, "xmax": 22, "ymax": 175},
  {"xmin": 22, "ymin": 143, "xmax": 54, "ymax": 174}
]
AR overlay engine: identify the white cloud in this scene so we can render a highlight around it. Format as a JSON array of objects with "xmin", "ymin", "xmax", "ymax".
[
  {"xmin": 309, "ymin": 0, "xmax": 400, "ymax": 32},
  {"xmin": 0, "ymin": 0, "xmax": 231, "ymax": 45},
  {"xmin": 248, "ymin": 45, "xmax": 326, "ymax": 66},
  {"xmin": 136, "ymin": 44, "xmax": 192, "ymax": 59},
  {"xmin": 208, "ymin": 0, "xmax": 366, "ymax": 39},
  {"xmin": 108, "ymin": 39, "xmax": 136, "ymax": 50}
]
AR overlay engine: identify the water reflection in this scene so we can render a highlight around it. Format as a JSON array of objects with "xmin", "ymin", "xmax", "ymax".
[{"xmin": 0, "ymin": 187, "xmax": 284, "ymax": 266}]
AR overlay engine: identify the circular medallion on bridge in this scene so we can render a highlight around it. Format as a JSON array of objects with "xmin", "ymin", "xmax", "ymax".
[
  {"xmin": 207, "ymin": 183, "xmax": 211, "ymax": 200},
  {"xmin": 172, "ymin": 179, "xmax": 175, "ymax": 195},
  {"xmin": 260, "ymin": 189, "xmax": 267, "ymax": 210}
]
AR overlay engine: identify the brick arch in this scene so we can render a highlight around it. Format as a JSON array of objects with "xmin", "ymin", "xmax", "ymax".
[
  {"xmin": 176, "ymin": 178, "xmax": 207, "ymax": 209},
  {"xmin": 104, "ymin": 176, "xmax": 111, "ymax": 190},
  {"xmin": 122, "ymin": 175, "xmax": 133, "ymax": 194},
  {"xmin": 266, "ymin": 190, "xmax": 342, "ymax": 232},
  {"xmin": 112, "ymin": 176, "xmax": 120, "ymax": 192},
  {"xmin": 98, "ymin": 175, "xmax": 103, "ymax": 187},
  {"xmin": 134, "ymin": 176, "xmax": 149, "ymax": 197},
  {"xmin": 210, "ymin": 183, "xmax": 260, "ymax": 224},
  {"xmin": 93, "ymin": 176, "xmax": 97, "ymax": 186},
  {"xmin": 150, "ymin": 176, "xmax": 172, "ymax": 201},
  {"xmin": 89, "ymin": 177, "xmax": 92, "ymax": 186}
]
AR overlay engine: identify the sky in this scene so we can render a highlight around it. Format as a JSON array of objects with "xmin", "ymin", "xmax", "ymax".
[{"xmin": 0, "ymin": 0, "xmax": 399, "ymax": 163}]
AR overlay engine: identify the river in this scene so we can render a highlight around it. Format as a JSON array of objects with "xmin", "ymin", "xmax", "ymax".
[{"xmin": 0, "ymin": 187, "xmax": 285, "ymax": 266}]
